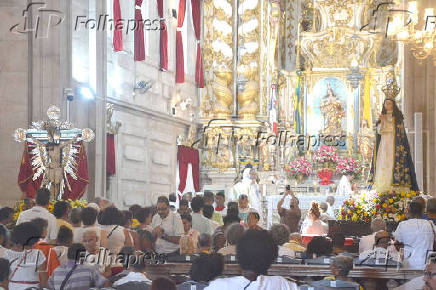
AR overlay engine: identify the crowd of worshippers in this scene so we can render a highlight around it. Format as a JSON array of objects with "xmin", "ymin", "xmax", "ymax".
[{"xmin": 0, "ymin": 188, "xmax": 435, "ymax": 289}]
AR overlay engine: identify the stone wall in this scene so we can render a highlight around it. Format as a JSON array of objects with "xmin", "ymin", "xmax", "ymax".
[
  {"xmin": 0, "ymin": 0, "xmax": 199, "ymax": 206},
  {"xmin": 0, "ymin": 0, "xmax": 29, "ymax": 205}
]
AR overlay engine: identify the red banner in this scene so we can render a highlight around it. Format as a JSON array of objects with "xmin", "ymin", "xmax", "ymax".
[{"xmin": 106, "ymin": 134, "xmax": 116, "ymax": 176}]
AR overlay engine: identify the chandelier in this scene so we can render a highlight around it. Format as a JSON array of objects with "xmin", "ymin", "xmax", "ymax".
[{"xmin": 388, "ymin": 1, "xmax": 436, "ymax": 65}]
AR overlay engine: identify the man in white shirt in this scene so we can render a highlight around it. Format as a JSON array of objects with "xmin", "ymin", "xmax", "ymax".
[
  {"xmin": 206, "ymin": 230, "xmax": 298, "ymax": 290},
  {"xmin": 359, "ymin": 218, "xmax": 387, "ymax": 253},
  {"xmin": 326, "ymin": 196, "xmax": 336, "ymax": 219},
  {"xmin": 151, "ymin": 196, "xmax": 184, "ymax": 255},
  {"xmin": 394, "ymin": 201, "xmax": 434, "ymax": 270},
  {"xmin": 190, "ymin": 196, "xmax": 213, "ymax": 235},
  {"xmin": 16, "ymin": 188, "xmax": 58, "ymax": 241}
]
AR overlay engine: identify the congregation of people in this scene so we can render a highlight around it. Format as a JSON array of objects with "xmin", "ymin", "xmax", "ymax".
[{"xmin": 0, "ymin": 187, "xmax": 435, "ymax": 289}]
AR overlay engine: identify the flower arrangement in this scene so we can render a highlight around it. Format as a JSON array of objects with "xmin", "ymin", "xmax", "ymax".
[
  {"xmin": 13, "ymin": 198, "xmax": 88, "ymax": 222},
  {"xmin": 313, "ymin": 145, "xmax": 339, "ymax": 169},
  {"xmin": 336, "ymin": 157, "xmax": 363, "ymax": 179},
  {"xmin": 338, "ymin": 190, "xmax": 419, "ymax": 222},
  {"xmin": 339, "ymin": 197, "xmax": 372, "ymax": 223},
  {"xmin": 286, "ymin": 157, "xmax": 313, "ymax": 178},
  {"xmin": 371, "ymin": 191, "xmax": 417, "ymax": 221}
]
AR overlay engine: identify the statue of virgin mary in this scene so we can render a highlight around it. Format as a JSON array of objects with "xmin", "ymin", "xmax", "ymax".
[{"xmin": 368, "ymin": 98, "xmax": 419, "ymax": 192}]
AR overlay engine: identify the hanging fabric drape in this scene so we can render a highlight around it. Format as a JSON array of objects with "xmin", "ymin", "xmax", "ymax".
[
  {"xmin": 177, "ymin": 146, "xmax": 200, "ymax": 196},
  {"xmin": 191, "ymin": 0, "xmax": 204, "ymax": 87},
  {"xmin": 134, "ymin": 0, "xmax": 145, "ymax": 61},
  {"xmin": 113, "ymin": 0, "xmax": 123, "ymax": 51},
  {"xmin": 176, "ymin": 0, "xmax": 186, "ymax": 83},
  {"xmin": 106, "ymin": 134, "xmax": 116, "ymax": 176},
  {"xmin": 157, "ymin": 0, "xmax": 168, "ymax": 71},
  {"xmin": 63, "ymin": 142, "xmax": 89, "ymax": 200}
]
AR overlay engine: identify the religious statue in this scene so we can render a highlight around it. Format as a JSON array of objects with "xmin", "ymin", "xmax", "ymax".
[
  {"xmin": 15, "ymin": 105, "xmax": 94, "ymax": 200},
  {"xmin": 259, "ymin": 122, "xmax": 277, "ymax": 171},
  {"xmin": 230, "ymin": 167, "xmax": 261, "ymax": 214},
  {"xmin": 320, "ymin": 84, "xmax": 345, "ymax": 135},
  {"xmin": 368, "ymin": 98, "xmax": 419, "ymax": 192},
  {"xmin": 106, "ymin": 103, "xmax": 121, "ymax": 134}
]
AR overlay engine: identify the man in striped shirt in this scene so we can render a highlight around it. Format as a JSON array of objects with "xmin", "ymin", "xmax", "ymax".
[{"xmin": 48, "ymin": 243, "xmax": 109, "ymax": 290}]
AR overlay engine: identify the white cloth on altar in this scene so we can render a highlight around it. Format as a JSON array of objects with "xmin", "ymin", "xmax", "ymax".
[
  {"xmin": 230, "ymin": 168, "xmax": 261, "ymax": 214},
  {"xmin": 374, "ymin": 117, "xmax": 395, "ymax": 192},
  {"xmin": 336, "ymin": 175, "xmax": 352, "ymax": 196}
]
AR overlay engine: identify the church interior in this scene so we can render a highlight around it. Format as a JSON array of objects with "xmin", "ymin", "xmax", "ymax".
[{"xmin": 1, "ymin": 0, "xmax": 436, "ymax": 289}]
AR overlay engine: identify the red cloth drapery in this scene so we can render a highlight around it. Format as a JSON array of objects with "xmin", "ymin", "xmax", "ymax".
[
  {"xmin": 134, "ymin": 0, "xmax": 145, "ymax": 61},
  {"xmin": 176, "ymin": 0, "xmax": 186, "ymax": 83},
  {"xmin": 62, "ymin": 142, "xmax": 89, "ymax": 200},
  {"xmin": 177, "ymin": 145, "xmax": 200, "ymax": 195},
  {"xmin": 157, "ymin": 0, "xmax": 168, "ymax": 71},
  {"xmin": 113, "ymin": 0, "xmax": 123, "ymax": 51},
  {"xmin": 191, "ymin": 0, "xmax": 204, "ymax": 88},
  {"xmin": 18, "ymin": 142, "xmax": 43, "ymax": 199},
  {"xmin": 106, "ymin": 134, "xmax": 116, "ymax": 176}
]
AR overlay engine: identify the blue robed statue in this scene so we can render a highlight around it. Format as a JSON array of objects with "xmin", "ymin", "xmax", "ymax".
[{"xmin": 368, "ymin": 98, "xmax": 419, "ymax": 192}]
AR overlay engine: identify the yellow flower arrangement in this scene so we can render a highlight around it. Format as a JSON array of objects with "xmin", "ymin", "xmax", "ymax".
[{"xmin": 339, "ymin": 190, "xmax": 424, "ymax": 223}]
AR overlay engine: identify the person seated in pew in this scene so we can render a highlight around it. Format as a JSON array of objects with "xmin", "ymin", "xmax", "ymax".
[
  {"xmin": 308, "ymin": 255, "xmax": 363, "ymax": 290},
  {"xmin": 306, "ymin": 236, "xmax": 332, "ymax": 259},
  {"xmin": 178, "ymin": 199, "xmax": 192, "ymax": 216},
  {"xmin": 203, "ymin": 205, "xmax": 220, "ymax": 232},
  {"xmin": 179, "ymin": 214, "xmax": 199, "ymax": 255},
  {"xmin": 359, "ymin": 230, "xmax": 401, "ymax": 263},
  {"xmin": 138, "ymin": 229, "xmax": 154, "ymax": 253},
  {"xmin": 301, "ymin": 202, "xmax": 328, "ymax": 236},
  {"xmin": 319, "ymin": 202, "xmax": 333, "ymax": 223},
  {"xmin": 205, "ymin": 230, "xmax": 298, "ymax": 289},
  {"xmin": 178, "ymin": 253, "xmax": 224, "ymax": 290},
  {"xmin": 283, "ymin": 233, "xmax": 306, "ymax": 253},
  {"xmin": 270, "ymin": 224, "xmax": 295, "ymax": 257},
  {"xmin": 247, "ymin": 212, "xmax": 262, "ymax": 230},
  {"xmin": 331, "ymin": 233, "xmax": 350, "ymax": 256},
  {"xmin": 238, "ymin": 195, "xmax": 257, "ymax": 225},
  {"xmin": 359, "ymin": 217, "xmax": 387, "ymax": 254},
  {"xmin": 217, "ymin": 223, "xmax": 244, "ymax": 256},
  {"xmin": 112, "ymin": 247, "xmax": 152, "ymax": 288},
  {"xmin": 211, "ymin": 214, "xmax": 240, "ymax": 253},
  {"xmin": 198, "ymin": 233, "xmax": 212, "ymax": 254}
]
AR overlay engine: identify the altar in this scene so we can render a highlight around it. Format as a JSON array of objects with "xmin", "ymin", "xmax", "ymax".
[
  {"xmin": 265, "ymin": 194, "xmax": 348, "ymax": 229},
  {"xmin": 192, "ymin": 0, "xmax": 419, "ymax": 215}
]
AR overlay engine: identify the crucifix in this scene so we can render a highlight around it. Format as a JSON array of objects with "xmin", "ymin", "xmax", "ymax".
[{"xmin": 15, "ymin": 105, "xmax": 94, "ymax": 200}]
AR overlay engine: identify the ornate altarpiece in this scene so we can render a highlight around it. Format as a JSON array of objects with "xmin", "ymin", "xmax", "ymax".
[{"xmin": 197, "ymin": 0, "xmax": 405, "ymax": 195}]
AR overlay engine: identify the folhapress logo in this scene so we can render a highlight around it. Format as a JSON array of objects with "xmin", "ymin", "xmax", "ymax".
[{"xmin": 10, "ymin": 2, "xmax": 64, "ymax": 39}]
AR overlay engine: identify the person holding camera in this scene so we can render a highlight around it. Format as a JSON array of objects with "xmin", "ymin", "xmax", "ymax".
[{"xmin": 277, "ymin": 186, "xmax": 301, "ymax": 233}]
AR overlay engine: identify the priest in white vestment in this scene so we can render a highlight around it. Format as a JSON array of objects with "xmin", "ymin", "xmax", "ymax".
[
  {"xmin": 230, "ymin": 168, "xmax": 261, "ymax": 215},
  {"xmin": 336, "ymin": 175, "xmax": 353, "ymax": 196}
]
